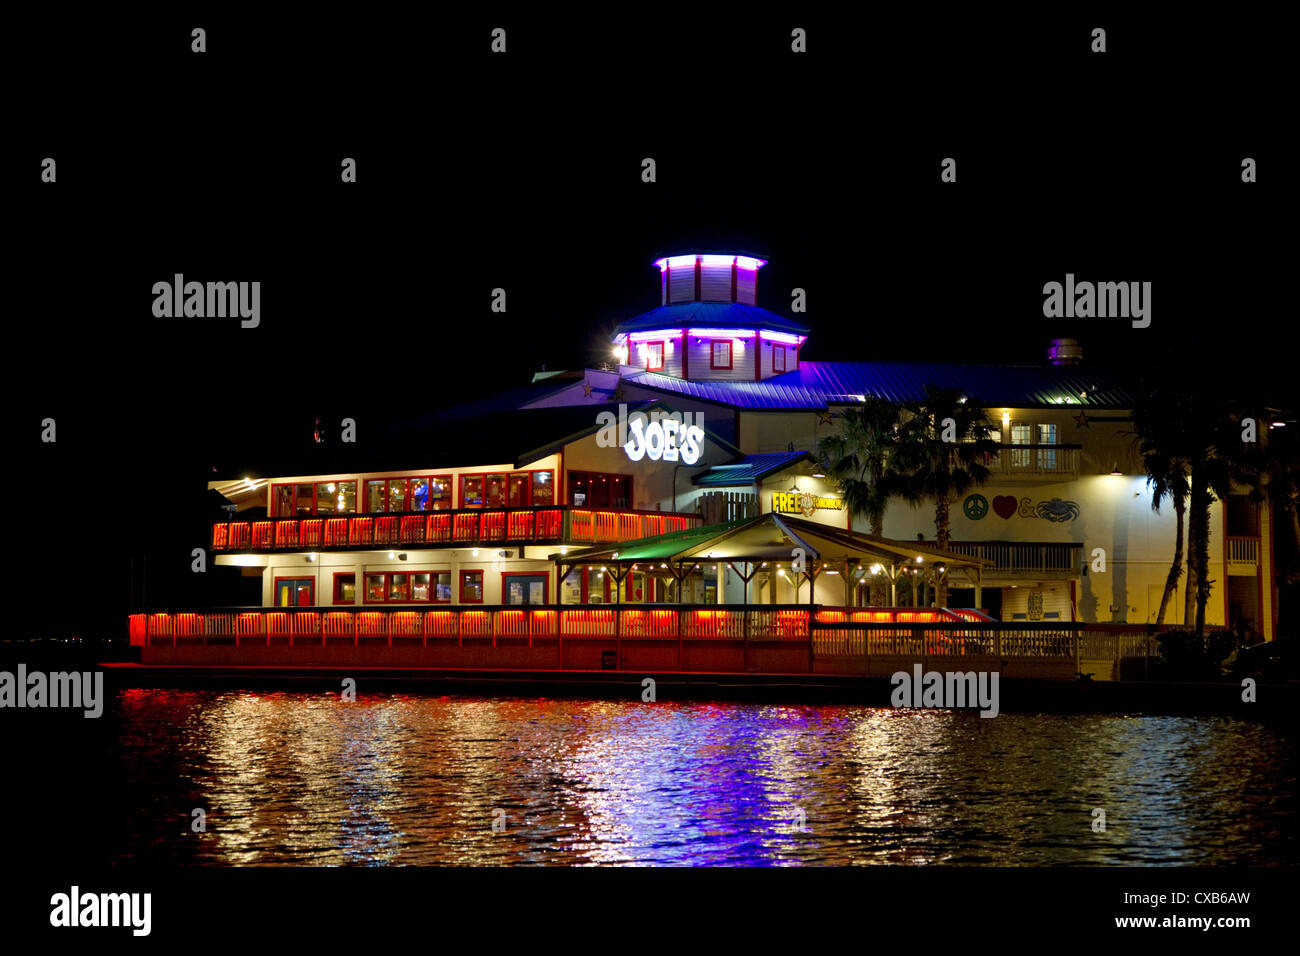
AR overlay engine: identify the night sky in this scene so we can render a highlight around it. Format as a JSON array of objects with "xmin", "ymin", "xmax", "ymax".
[{"xmin": 9, "ymin": 11, "xmax": 1286, "ymax": 641}]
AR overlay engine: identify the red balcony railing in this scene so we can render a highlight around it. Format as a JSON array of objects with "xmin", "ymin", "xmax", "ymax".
[
  {"xmin": 211, "ymin": 507, "xmax": 700, "ymax": 553},
  {"xmin": 128, "ymin": 606, "xmax": 1156, "ymax": 665}
]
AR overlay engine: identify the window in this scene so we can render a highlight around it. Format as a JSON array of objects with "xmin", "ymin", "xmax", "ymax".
[
  {"xmin": 274, "ymin": 577, "xmax": 314, "ymax": 607},
  {"xmin": 710, "ymin": 340, "xmax": 732, "ymax": 369},
  {"xmin": 333, "ymin": 573, "xmax": 356, "ymax": 605},
  {"xmin": 503, "ymin": 573, "xmax": 548, "ymax": 606},
  {"xmin": 1037, "ymin": 424, "xmax": 1058, "ymax": 470},
  {"xmin": 532, "ymin": 471, "xmax": 554, "ymax": 505},
  {"xmin": 568, "ymin": 471, "xmax": 633, "ymax": 509},
  {"xmin": 645, "ymin": 342, "xmax": 664, "ymax": 371},
  {"xmin": 272, "ymin": 482, "xmax": 362, "ymax": 516},
  {"xmin": 508, "ymin": 473, "xmax": 530, "ymax": 507},
  {"xmin": 485, "ymin": 474, "xmax": 507, "ymax": 508},
  {"xmin": 461, "ymin": 475, "xmax": 484, "ymax": 508},
  {"xmin": 429, "ymin": 476, "xmax": 452, "ymax": 510},
  {"xmin": 1010, "ymin": 422, "xmax": 1032, "ymax": 468},
  {"xmin": 362, "ymin": 571, "xmax": 438, "ymax": 603},
  {"xmin": 773, "ymin": 344, "xmax": 786, "ymax": 372},
  {"xmin": 460, "ymin": 570, "xmax": 484, "ymax": 603},
  {"xmin": 366, "ymin": 479, "xmax": 387, "ymax": 512},
  {"xmin": 388, "ymin": 479, "xmax": 410, "ymax": 513},
  {"xmin": 317, "ymin": 481, "xmax": 356, "ymax": 514},
  {"xmin": 272, "ymin": 484, "xmax": 295, "ymax": 517},
  {"xmin": 433, "ymin": 571, "xmax": 452, "ymax": 602}
]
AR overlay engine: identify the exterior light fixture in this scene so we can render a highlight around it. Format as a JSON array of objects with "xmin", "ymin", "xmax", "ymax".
[
  {"xmin": 387, "ymin": 551, "xmax": 396, "ymax": 559},
  {"xmin": 472, "ymin": 548, "xmax": 479, "ymax": 557},
  {"xmin": 560, "ymin": 547, "xmax": 569, "ymax": 554},
  {"xmin": 305, "ymin": 553, "xmax": 317, "ymax": 563},
  {"xmin": 399, "ymin": 553, "xmax": 409, "ymax": 561},
  {"xmin": 1001, "ymin": 411, "xmax": 1010, "ymax": 429},
  {"xmin": 870, "ymin": 564, "xmax": 882, "ymax": 574},
  {"xmin": 244, "ymin": 477, "xmax": 255, "ymax": 488},
  {"xmin": 915, "ymin": 556, "xmax": 923, "ymax": 563},
  {"xmin": 1110, "ymin": 463, "xmax": 1123, "ymax": 476}
]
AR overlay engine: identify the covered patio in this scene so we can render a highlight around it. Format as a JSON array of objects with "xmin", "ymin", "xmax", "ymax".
[{"xmin": 551, "ymin": 512, "xmax": 993, "ymax": 610}]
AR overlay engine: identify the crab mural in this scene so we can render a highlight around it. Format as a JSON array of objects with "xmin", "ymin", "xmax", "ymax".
[{"xmin": 1035, "ymin": 498, "xmax": 1080, "ymax": 523}]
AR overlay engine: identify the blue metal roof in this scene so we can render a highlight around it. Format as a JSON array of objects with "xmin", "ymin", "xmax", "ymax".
[
  {"xmin": 612, "ymin": 303, "xmax": 811, "ymax": 338},
  {"xmin": 625, "ymin": 361, "xmax": 1137, "ymax": 409},
  {"xmin": 692, "ymin": 451, "xmax": 815, "ymax": 486}
]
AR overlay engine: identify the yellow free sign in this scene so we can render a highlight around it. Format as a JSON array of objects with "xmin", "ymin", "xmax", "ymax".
[{"xmin": 771, "ymin": 491, "xmax": 844, "ymax": 516}]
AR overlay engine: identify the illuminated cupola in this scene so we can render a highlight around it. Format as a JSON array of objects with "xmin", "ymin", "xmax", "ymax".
[
  {"xmin": 656, "ymin": 253, "xmax": 767, "ymax": 305},
  {"xmin": 611, "ymin": 252, "xmax": 810, "ymax": 383}
]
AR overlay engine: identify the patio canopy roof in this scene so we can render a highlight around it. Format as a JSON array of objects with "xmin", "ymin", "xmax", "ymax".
[{"xmin": 549, "ymin": 512, "xmax": 993, "ymax": 576}]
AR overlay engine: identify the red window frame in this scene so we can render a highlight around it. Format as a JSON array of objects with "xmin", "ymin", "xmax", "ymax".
[
  {"xmin": 332, "ymin": 572, "xmax": 356, "ymax": 605},
  {"xmin": 530, "ymin": 470, "xmax": 555, "ymax": 506},
  {"xmin": 460, "ymin": 469, "xmax": 552, "ymax": 509},
  {"xmin": 645, "ymin": 341, "xmax": 665, "ymax": 371},
  {"xmin": 314, "ymin": 480, "xmax": 357, "ymax": 515},
  {"xmin": 273, "ymin": 576, "xmax": 315, "ymax": 607},
  {"xmin": 773, "ymin": 343, "xmax": 786, "ymax": 373},
  {"xmin": 567, "ymin": 471, "xmax": 634, "ymax": 509},
  {"xmin": 426, "ymin": 475, "xmax": 453, "ymax": 511},
  {"xmin": 501, "ymin": 571, "xmax": 550, "ymax": 606},
  {"xmin": 460, "ymin": 474, "xmax": 486, "ymax": 508},
  {"xmin": 460, "ymin": 569, "xmax": 485, "ymax": 604},
  {"xmin": 360, "ymin": 571, "xmax": 435, "ymax": 604},
  {"xmin": 710, "ymin": 340, "xmax": 733, "ymax": 369},
  {"xmin": 431, "ymin": 571, "xmax": 452, "ymax": 604}
]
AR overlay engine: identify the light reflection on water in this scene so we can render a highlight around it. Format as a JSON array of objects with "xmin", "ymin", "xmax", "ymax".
[{"xmin": 106, "ymin": 690, "xmax": 1298, "ymax": 866}]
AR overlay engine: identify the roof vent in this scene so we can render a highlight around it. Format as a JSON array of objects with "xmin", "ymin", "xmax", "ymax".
[{"xmin": 1047, "ymin": 338, "xmax": 1083, "ymax": 365}]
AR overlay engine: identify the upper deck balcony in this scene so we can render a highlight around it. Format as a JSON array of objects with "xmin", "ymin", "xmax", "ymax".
[
  {"xmin": 211, "ymin": 506, "xmax": 702, "ymax": 553},
  {"xmin": 984, "ymin": 444, "xmax": 1082, "ymax": 479}
]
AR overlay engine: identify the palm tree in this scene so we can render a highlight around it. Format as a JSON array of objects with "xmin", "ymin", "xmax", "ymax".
[
  {"xmin": 892, "ymin": 386, "xmax": 998, "ymax": 608},
  {"xmin": 817, "ymin": 397, "xmax": 907, "ymax": 605},
  {"xmin": 1132, "ymin": 391, "xmax": 1193, "ymax": 626}
]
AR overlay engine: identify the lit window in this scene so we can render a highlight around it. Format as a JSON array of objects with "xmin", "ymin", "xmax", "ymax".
[
  {"xmin": 461, "ymin": 571, "xmax": 484, "ymax": 603},
  {"xmin": 461, "ymin": 475, "xmax": 484, "ymax": 508},
  {"xmin": 388, "ymin": 478, "xmax": 409, "ymax": 513},
  {"xmin": 333, "ymin": 573, "xmax": 356, "ymax": 604},
  {"xmin": 645, "ymin": 342, "xmax": 664, "ymax": 371},
  {"xmin": 429, "ymin": 476, "xmax": 452, "ymax": 510},
  {"xmin": 710, "ymin": 340, "xmax": 732, "ymax": 369},
  {"xmin": 531, "ymin": 471, "xmax": 554, "ymax": 506},
  {"xmin": 773, "ymin": 344, "xmax": 786, "ymax": 373},
  {"xmin": 318, "ymin": 481, "xmax": 356, "ymax": 514}
]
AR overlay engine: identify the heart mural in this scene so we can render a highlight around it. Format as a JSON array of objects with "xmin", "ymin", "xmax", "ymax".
[{"xmin": 992, "ymin": 495, "xmax": 1019, "ymax": 519}]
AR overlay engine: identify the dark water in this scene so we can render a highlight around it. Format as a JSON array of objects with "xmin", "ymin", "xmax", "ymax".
[{"xmin": 32, "ymin": 689, "xmax": 1300, "ymax": 865}]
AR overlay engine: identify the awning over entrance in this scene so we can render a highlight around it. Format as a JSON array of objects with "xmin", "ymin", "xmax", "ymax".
[{"xmin": 550, "ymin": 512, "xmax": 993, "ymax": 605}]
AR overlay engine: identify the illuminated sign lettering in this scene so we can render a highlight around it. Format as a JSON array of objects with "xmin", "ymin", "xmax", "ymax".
[
  {"xmin": 771, "ymin": 491, "xmax": 843, "ymax": 516},
  {"xmin": 625, "ymin": 417, "xmax": 704, "ymax": 465}
]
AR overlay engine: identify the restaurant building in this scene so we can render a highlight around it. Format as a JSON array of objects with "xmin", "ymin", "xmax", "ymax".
[{"xmin": 133, "ymin": 251, "xmax": 1278, "ymax": 668}]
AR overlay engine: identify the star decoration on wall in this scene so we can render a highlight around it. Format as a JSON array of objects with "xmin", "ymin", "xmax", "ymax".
[
  {"xmin": 612, "ymin": 383, "xmax": 626, "ymax": 401},
  {"xmin": 1073, "ymin": 411, "xmax": 1090, "ymax": 428},
  {"xmin": 817, "ymin": 409, "xmax": 833, "ymax": 425},
  {"xmin": 582, "ymin": 383, "xmax": 593, "ymax": 398}
]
